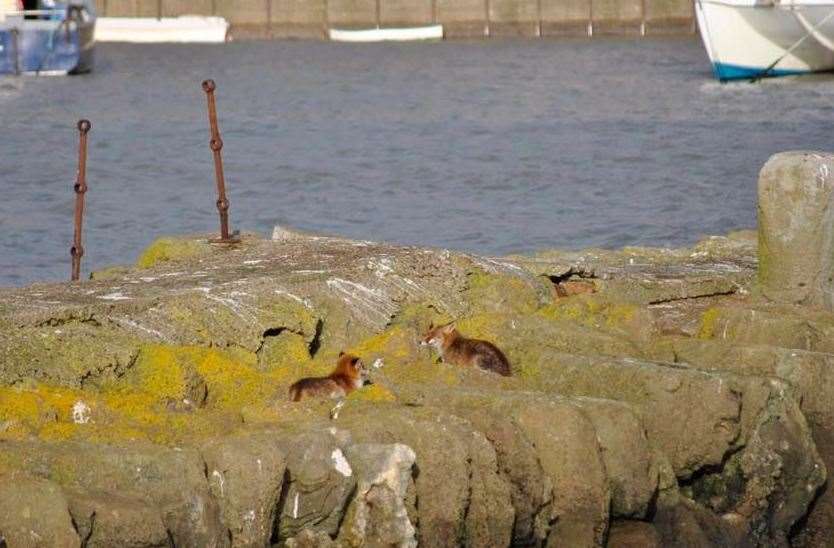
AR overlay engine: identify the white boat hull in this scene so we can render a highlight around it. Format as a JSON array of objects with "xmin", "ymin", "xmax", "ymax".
[
  {"xmin": 696, "ymin": 0, "xmax": 834, "ymax": 80},
  {"xmin": 95, "ymin": 16, "xmax": 228, "ymax": 43},
  {"xmin": 329, "ymin": 25, "xmax": 443, "ymax": 42}
]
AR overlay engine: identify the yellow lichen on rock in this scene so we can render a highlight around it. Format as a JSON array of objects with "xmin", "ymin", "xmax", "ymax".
[
  {"xmin": 136, "ymin": 237, "xmax": 207, "ymax": 269},
  {"xmin": 38, "ymin": 422, "xmax": 79, "ymax": 441},
  {"xmin": 348, "ymin": 384, "xmax": 397, "ymax": 402},
  {"xmin": 537, "ymin": 294, "xmax": 645, "ymax": 335},
  {"xmin": 698, "ymin": 308, "xmax": 722, "ymax": 339},
  {"xmin": 125, "ymin": 343, "xmax": 287, "ymax": 410},
  {"xmin": 130, "ymin": 344, "xmax": 195, "ymax": 402},
  {"xmin": 258, "ymin": 331, "xmax": 312, "ymax": 373},
  {"xmin": 463, "ymin": 269, "xmax": 547, "ymax": 315},
  {"xmin": 0, "ymin": 384, "xmax": 80, "ymax": 432},
  {"xmin": 348, "ymin": 324, "xmax": 415, "ymax": 363},
  {"xmin": 195, "ymin": 346, "xmax": 273, "ymax": 409},
  {"xmin": 455, "ymin": 313, "xmax": 504, "ymax": 341}
]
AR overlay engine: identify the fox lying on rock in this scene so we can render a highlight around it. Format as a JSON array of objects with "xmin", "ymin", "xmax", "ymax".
[
  {"xmin": 289, "ymin": 352, "xmax": 370, "ymax": 401},
  {"xmin": 421, "ymin": 323, "xmax": 512, "ymax": 377}
]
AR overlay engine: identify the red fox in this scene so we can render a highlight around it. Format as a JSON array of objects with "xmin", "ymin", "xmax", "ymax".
[
  {"xmin": 289, "ymin": 352, "xmax": 369, "ymax": 402},
  {"xmin": 420, "ymin": 323, "xmax": 511, "ymax": 376}
]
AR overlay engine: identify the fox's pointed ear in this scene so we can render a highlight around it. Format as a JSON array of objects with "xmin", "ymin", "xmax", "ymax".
[
  {"xmin": 443, "ymin": 323, "xmax": 455, "ymax": 333},
  {"xmin": 428, "ymin": 321, "xmax": 434, "ymax": 329},
  {"xmin": 339, "ymin": 351, "xmax": 345, "ymax": 357}
]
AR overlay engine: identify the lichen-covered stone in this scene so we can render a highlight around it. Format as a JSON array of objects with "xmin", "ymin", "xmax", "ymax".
[
  {"xmin": 257, "ymin": 330, "xmax": 312, "ymax": 372},
  {"xmin": 273, "ymin": 430, "xmax": 357, "ymax": 541},
  {"xmin": 0, "ymin": 226, "xmax": 830, "ymax": 545},
  {"xmin": 758, "ymin": 151, "xmax": 834, "ymax": 308},
  {"xmin": 653, "ymin": 337, "xmax": 834, "ymax": 547},
  {"xmin": 572, "ymin": 398, "xmax": 657, "ymax": 519},
  {"xmin": 201, "ymin": 432, "xmax": 288, "ymax": 548},
  {"xmin": 0, "ymin": 440, "xmax": 228, "ymax": 547},
  {"xmin": 384, "ymin": 387, "xmax": 613, "ymax": 546},
  {"xmin": 340, "ymin": 443, "xmax": 417, "ymax": 547},
  {"xmin": 337, "ymin": 406, "xmax": 508, "ymax": 547},
  {"xmin": 135, "ymin": 236, "xmax": 213, "ymax": 269},
  {"xmin": 67, "ymin": 490, "xmax": 170, "ymax": 548},
  {"xmin": 0, "ymin": 472, "xmax": 80, "ymax": 548},
  {"xmin": 521, "ymin": 352, "xmax": 744, "ymax": 478}
]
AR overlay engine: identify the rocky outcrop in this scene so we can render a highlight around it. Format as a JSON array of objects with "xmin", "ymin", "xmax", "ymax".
[{"xmin": 1, "ymin": 155, "xmax": 833, "ymax": 546}]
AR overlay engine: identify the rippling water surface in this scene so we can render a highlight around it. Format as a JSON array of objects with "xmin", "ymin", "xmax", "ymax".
[{"xmin": 1, "ymin": 37, "xmax": 833, "ymax": 287}]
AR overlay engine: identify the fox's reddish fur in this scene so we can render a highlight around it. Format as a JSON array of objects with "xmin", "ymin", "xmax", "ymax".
[
  {"xmin": 289, "ymin": 353, "xmax": 368, "ymax": 402},
  {"xmin": 421, "ymin": 324, "xmax": 511, "ymax": 377}
]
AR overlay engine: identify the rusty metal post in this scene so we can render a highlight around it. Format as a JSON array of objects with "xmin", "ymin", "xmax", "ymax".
[
  {"xmin": 71, "ymin": 119, "xmax": 91, "ymax": 282},
  {"xmin": 201, "ymin": 79, "xmax": 239, "ymax": 244}
]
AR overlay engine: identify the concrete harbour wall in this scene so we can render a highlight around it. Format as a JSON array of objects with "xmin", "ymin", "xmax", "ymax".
[{"xmin": 93, "ymin": 0, "xmax": 695, "ymax": 39}]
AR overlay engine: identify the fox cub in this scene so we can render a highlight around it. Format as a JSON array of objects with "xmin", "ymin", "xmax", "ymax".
[
  {"xmin": 289, "ymin": 352, "xmax": 370, "ymax": 402},
  {"xmin": 421, "ymin": 323, "xmax": 511, "ymax": 377}
]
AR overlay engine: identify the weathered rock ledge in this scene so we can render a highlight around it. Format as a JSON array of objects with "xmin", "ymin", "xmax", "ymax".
[
  {"xmin": 0, "ymin": 226, "xmax": 826, "ymax": 548},
  {"xmin": 2, "ymin": 152, "xmax": 834, "ymax": 547}
]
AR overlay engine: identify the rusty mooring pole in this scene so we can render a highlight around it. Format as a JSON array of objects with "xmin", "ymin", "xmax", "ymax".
[
  {"xmin": 70, "ymin": 119, "xmax": 91, "ymax": 282},
  {"xmin": 202, "ymin": 79, "xmax": 239, "ymax": 244}
]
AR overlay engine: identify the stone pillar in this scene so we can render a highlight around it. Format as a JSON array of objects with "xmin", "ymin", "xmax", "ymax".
[{"xmin": 758, "ymin": 151, "xmax": 834, "ymax": 308}]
